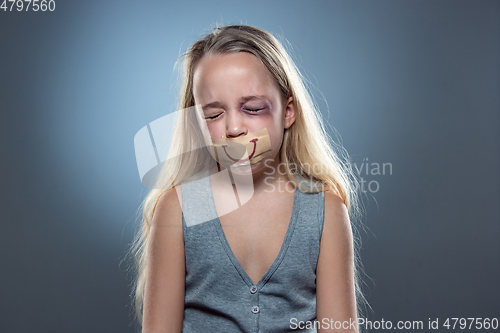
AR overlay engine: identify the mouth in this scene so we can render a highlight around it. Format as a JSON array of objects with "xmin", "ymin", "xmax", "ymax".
[{"xmin": 222, "ymin": 138, "xmax": 258, "ymax": 162}]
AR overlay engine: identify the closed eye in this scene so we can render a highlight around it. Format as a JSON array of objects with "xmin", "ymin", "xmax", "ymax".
[
  {"xmin": 244, "ymin": 108, "xmax": 264, "ymax": 113},
  {"xmin": 205, "ymin": 113, "xmax": 222, "ymax": 120},
  {"xmin": 205, "ymin": 107, "xmax": 264, "ymax": 119}
]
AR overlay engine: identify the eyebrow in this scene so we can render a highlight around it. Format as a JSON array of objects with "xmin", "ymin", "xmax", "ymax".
[{"xmin": 202, "ymin": 95, "xmax": 268, "ymax": 110}]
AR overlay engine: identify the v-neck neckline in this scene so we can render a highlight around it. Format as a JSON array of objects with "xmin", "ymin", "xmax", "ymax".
[{"xmin": 208, "ymin": 174, "xmax": 301, "ymax": 288}]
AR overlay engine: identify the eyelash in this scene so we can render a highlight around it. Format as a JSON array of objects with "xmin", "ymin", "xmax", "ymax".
[
  {"xmin": 206, "ymin": 114, "xmax": 221, "ymax": 120},
  {"xmin": 244, "ymin": 108, "xmax": 264, "ymax": 113},
  {"xmin": 205, "ymin": 108, "xmax": 264, "ymax": 120}
]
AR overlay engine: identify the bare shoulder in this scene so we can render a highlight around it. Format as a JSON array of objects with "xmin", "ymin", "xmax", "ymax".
[
  {"xmin": 316, "ymin": 190, "xmax": 357, "ymax": 329},
  {"xmin": 152, "ymin": 186, "xmax": 183, "ymax": 228},
  {"xmin": 323, "ymin": 190, "xmax": 350, "ymax": 233},
  {"xmin": 142, "ymin": 186, "xmax": 185, "ymax": 332},
  {"xmin": 320, "ymin": 190, "xmax": 353, "ymax": 252}
]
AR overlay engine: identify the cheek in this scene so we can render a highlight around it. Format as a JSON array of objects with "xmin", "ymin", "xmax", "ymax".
[
  {"xmin": 206, "ymin": 121, "xmax": 227, "ymax": 139},
  {"xmin": 257, "ymin": 114, "xmax": 285, "ymax": 152},
  {"xmin": 206, "ymin": 123, "xmax": 220, "ymax": 138},
  {"xmin": 268, "ymin": 130, "xmax": 284, "ymax": 153}
]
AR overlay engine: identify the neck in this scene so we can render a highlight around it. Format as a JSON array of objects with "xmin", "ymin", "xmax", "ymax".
[{"xmin": 211, "ymin": 156, "xmax": 294, "ymax": 195}]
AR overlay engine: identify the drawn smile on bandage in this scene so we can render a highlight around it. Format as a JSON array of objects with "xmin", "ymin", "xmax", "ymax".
[
  {"xmin": 211, "ymin": 128, "xmax": 271, "ymax": 167},
  {"xmin": 222, "ymin": 138, "xmax": 258, "ymax": 162}
]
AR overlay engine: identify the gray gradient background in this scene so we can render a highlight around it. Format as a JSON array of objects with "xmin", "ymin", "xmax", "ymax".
[{"xmin": 1, "ymin": 0, "xmax": 498, "ymax": 332}]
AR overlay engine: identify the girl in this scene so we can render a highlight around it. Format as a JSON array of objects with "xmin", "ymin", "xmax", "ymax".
[{"xmin": 130, "ymin": 25, "xmax": 365, "ymax": 333}]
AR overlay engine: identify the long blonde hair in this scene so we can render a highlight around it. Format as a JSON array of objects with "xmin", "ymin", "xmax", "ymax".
[{"xmin": 129, "ymin": 24, "xmax": 367, "ymax": 325}]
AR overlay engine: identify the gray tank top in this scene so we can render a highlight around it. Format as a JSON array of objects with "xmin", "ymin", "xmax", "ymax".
[{"xmin": 181, "ymin": 171, "xmax": 325, "ymax": 333}]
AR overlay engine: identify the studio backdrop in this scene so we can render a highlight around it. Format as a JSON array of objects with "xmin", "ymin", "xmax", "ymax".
[{"xmin": 0, "ymin": 0, "xmax": 498, "ymax": 332}]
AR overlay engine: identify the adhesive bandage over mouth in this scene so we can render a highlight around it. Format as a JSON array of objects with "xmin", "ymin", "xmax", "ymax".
[{"xmin": 210, "ymin": 128, "xmax": 272, "ymax": 167}]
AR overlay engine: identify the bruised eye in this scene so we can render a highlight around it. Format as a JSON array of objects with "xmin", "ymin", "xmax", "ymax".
[{"xmin": 244, "ymin": 107, "xmax": 265, "ymax": 113}]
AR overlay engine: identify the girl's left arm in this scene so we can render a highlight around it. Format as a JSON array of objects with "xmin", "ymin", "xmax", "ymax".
[{"xmin": 316, "ymin": 191, "xmax": 359, "ymax": 333}]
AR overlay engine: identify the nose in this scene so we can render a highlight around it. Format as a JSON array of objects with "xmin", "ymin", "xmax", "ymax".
[{"xmin": 225, "ymin": 110, "xmax": 247, "ymax": 138}]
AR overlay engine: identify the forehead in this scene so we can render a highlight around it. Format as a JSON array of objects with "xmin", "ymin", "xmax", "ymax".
[{"xmin": 192, "ymin": 52, "xmax": 280, "ymax": 102}]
